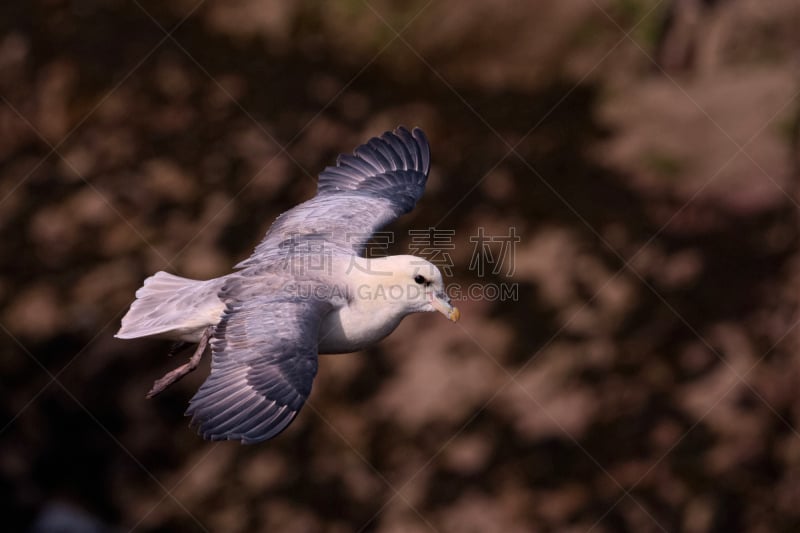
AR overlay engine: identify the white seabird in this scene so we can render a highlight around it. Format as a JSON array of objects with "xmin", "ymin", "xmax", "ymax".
[{"xmin": 116, "ymin": 127, "xmax": 459, "ymax": 444}]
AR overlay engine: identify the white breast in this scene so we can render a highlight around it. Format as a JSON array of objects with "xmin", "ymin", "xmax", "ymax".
[{"xmin": 317, "ymin": 301, "xmax": 405, "ymax": 354}]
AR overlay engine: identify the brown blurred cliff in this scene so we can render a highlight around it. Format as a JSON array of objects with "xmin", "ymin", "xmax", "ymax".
[{"xmin": 1, "ymin": 1, "xmax": 799, "ymax": 532}]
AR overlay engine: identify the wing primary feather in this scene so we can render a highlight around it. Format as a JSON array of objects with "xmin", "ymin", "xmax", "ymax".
[
  {"xmin": 337, "ymin": 154, "xmax": 375, "ymax": 177},
  {"xmin": 412, "ymin": 127, "xmax": 430, "ymax": 173},
  {"xmin": 355, "ymin": 142, "xmax": 392, "ymax": 171},
  {"xmin": 240, "ymin": 405, "xmax": 293, "ymax": 443},
  {"xmin": 370, "ymin": 136, "xmax": 403, "ymax": 170},
  {"xmin": 193, "ymin": 388, "xmax": 254, "ymax": 428},
  {"xmin": 187, "ymin": 394, "xmax": 247, "ymax": 430},
  {"xmin": 241, "ymin": 403, "xmax": 288, "ymax": 436},
  {"xmin": 396, "ymin": 127, "xmax": 420, "ymax": 168},
  {"xmin": 203, "ymin": 398, "xmax": 274, "ymax": 437},
  {"xmin": 186, "ymin": 368, "xmax": 248, "ymax": 402},
  {"xmin": 385, "ymin": 129, "xmax": 413, "ymax": 168}
]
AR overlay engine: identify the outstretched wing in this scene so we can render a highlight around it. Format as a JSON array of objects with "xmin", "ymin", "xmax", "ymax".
[
  {"xmin": 236, "ymin": 126, "xmax": 430, "ymax": 268},
  {"xmin": 185, "ymin": 293, "xmax": 331, "ymax": 443}
]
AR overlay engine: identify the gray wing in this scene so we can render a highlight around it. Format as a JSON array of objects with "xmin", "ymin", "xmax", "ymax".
[
  {"xmin": 236, "ymin": 126, "xmax": 430, "ymax": 268},
  {"xmin": 185, "ymin": 294, "xmax": 331, "ymax": 444}
]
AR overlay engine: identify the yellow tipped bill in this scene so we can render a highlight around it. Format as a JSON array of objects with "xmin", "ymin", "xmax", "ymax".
[{"xmin": 431, "ymin": 294, "xmax": 460, "ymax": 322}]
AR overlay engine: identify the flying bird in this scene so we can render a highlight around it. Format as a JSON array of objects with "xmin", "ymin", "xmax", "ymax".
[{"xmin": 116, "ymin": 127, "xmax": 459, "ymax": 444}]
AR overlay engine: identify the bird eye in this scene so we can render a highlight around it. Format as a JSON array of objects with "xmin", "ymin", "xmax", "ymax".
[{"xmin": 414, "ymin": 274, "xmax": 426, "ymax": 285}]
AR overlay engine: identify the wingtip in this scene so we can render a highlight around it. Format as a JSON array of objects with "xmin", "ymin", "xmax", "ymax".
[
  {"xmin": 409, "ymin": 127, "xmax": 431, "ymax": 174},
  {"xmin": 188, "ymin": 416, "xmax": 295, "ymax": 445},
  {"xmin": 185, "ymin": 384, "xmax": 301, "ymax": 445},
  {"xmin": 391, "ymin": 125, "xmax": 430, "ymax": 172},
  {"xmin": 410, "ymin": 126, "xmax": 426, "ymax": 139},
  {"xmin": 393, "ymin": 125, "xmax": 428, "ymax": 145}
]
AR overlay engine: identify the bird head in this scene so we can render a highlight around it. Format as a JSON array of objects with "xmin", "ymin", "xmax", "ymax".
[{"xmin": 355, "ymin": 255, "xmax": 460, "ymax": 322}]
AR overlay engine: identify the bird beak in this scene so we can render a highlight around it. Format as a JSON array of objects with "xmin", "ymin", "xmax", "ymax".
[{"xmin": 430, "ymin": 292, "xmax": 460, "ymax": 322}]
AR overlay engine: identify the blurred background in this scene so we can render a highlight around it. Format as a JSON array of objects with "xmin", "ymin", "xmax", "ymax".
[{"xmin": 2, "ymin": 1, "xmax": 799, "ymax": 531}]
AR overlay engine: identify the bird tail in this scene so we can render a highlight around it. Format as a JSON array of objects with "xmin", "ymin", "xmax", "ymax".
[{"xmin": 116, "ymin": 271, "xmax": 225, "ymax": 342}]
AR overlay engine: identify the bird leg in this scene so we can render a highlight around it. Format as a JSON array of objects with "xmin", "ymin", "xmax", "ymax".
[{"xmin": 146, "ymin": 326, "xmax": 213, "ymax": 399}]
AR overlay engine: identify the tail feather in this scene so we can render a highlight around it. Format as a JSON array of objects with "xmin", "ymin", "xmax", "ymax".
[{"xmin": 116, "ymin": 271, "xmax": 226, "ymax": 342}]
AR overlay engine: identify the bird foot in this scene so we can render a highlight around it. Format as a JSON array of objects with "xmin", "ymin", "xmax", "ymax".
[{"xmin": 146, "ymin": 326, "xmax": 213, "ymax": 399}]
